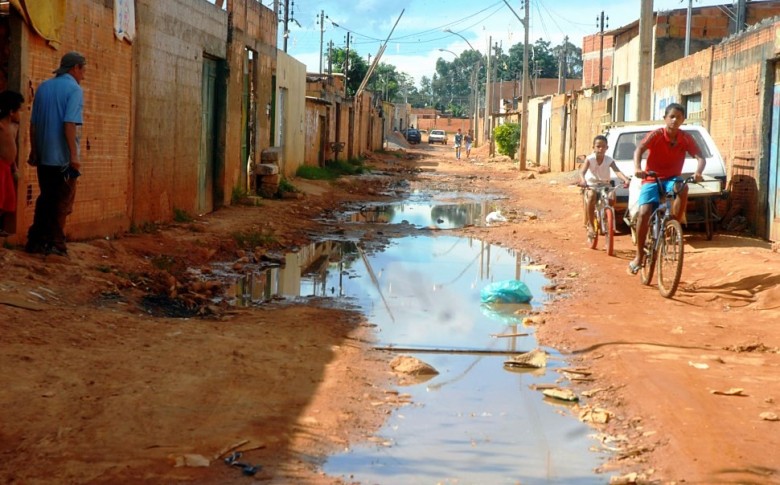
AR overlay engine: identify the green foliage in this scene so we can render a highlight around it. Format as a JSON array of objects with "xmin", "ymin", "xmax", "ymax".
[
  {"xmin": 150, "ymin": 254, "xmax": 183, "ymax": 273},
  {"xmin": 296, "ymin": 165, "xmax": 336, "ymax": 180},
  {"xmin": 231, "ymin": 185, "xmax": 250, "ymax": 204},
  {"xmin": 296, "ymin": 157, "xmax": 366, "ymax": 180},
  {"xmin": 129, "ymin": 221, "xmax": 160, "ymax": 234},
  {"xmin": 231, "ymin": 229, "xmax": 277, "ymax": 249},
  {"xmin": 329, "ymin": 47, "xmax": 370, "ymax": 96},
  {"xmin": 278, "ymin": 178, "xmax": 297, "ymax": 194},
  {"xmin": 173, "ymin": 208, "xmax": 193, "ymax": 223},
  {"xmin": 494, "ymin": 123, "xmax": 521, "ymax": 159}
]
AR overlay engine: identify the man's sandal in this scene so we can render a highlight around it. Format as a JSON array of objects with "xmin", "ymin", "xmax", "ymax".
[{"xmin": 627, "ymin": 261, "xmax": 641, "ymax": 275}]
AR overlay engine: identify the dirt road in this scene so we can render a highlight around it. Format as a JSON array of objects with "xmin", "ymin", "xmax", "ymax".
[{"xmin": 1, "ymin": 141, "xmax": 779, "ymax": 484}]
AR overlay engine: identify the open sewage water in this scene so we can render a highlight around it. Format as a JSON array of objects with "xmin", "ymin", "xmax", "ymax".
[{"xmin": 217, "ymin": 199, "xmax": 609, "ymax": 484}]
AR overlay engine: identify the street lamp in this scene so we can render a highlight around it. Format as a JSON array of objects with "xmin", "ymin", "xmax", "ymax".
[
  {"xmin": 442, "ymin": 29, "xmax": 481, "ymax": 146},
  {"xmin": 443, "ymin": 28, "xmax": 476, "ymax": 51},
  {"xmin": 438, "ymin": 48, "xmax": 458, "ymax": 57}
]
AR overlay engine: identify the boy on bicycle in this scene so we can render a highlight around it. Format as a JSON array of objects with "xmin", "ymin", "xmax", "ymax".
[
  {"xmin": 579, "ymin": 135, "xmax": 629, "ymax": 237},
  {"xmin": 628, "ymin": 103, "xmax": 705, "ymax": 275}
]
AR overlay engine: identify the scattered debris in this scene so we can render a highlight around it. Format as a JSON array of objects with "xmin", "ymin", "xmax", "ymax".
[
  {"xmin": 579, "ymin": 406, "xmax": 612, "ymax": 424},
  {"xmin": 710, "ymin": 388, "xmax": 746, "ymax": 397},
  {"xmin": 582, "ymin": 387, "xmax": 608, "ymax": 398},
  {"xmin": 504, "ymin": 349, "xmax": 548, "ymax": 369},
  {"xmin": 490, "ymin": 332, "xmax": 529, "ymax": 338},
  {"xmin": 223, "ymin": 451, "xmax": 261, "ymax": 476},
  {"xmin": 172, "ymin": 454, "xmax": 210, "ymax": 468},
  {"xmin": 542, "ymin": 387, "xmax": 578, "ymax": 402},
  {"xmin": 760, "ymin": 412, "xmax": 779, "ymax": 421},
  {"xmin": 522, "ymin": 316, "xmax": 546, "ymax": 325},
  {"xmin": 390, "ymin": 355, "xmax": 439, "ymax": 376},
  {"xmin": 724, "ymin": 342, "xmax": 778, "ymax": 353},
  {"xmin": 688, "ymin": 361, "xmax": 709, "ymax": 370},
  {"xmin": 610, "ymin": 471, "xmax": 650, "ymax": 484}
]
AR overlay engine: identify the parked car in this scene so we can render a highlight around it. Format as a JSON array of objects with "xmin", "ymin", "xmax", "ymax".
[
  {"xmin": 405, "ymin": 128, "xmax": 422, "ymax": 144},
  {"xmin": 602, "ymin": 122, "xmax": 727, "ymax": 223},
  {"xmin": 428, "ymin": 129, "xmax": 448, "ymax": 144}
]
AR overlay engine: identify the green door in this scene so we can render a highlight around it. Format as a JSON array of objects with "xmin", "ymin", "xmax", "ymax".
[{"xmin": 199, "ymin": 58, "xmax": 218, "ymax": 213}]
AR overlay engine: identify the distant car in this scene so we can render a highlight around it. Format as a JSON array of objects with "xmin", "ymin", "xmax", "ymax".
[
  {"xmin": 428, "ymin": 129, "xmax": 448, "ymax": 144},
  {"xmin": 405, "ymin": 129, "xmax": 422, "ymax": 144}
]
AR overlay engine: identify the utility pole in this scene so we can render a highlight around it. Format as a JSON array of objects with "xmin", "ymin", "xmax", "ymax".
[
  {"xmin": 597, "ymin": 11, "xmax": 608, "ymax": 88},
  {"xmin": 558, "ymin": 36, "xmax": 568, "ymax": 94},
  {"xmin": 318, "ymin": 10, "xmax": 325, "ymax": 74},
  {"xmin": 327, "ymin": 40, "xmax": 333, "ymax": 76},
  {"xmin": 519, "ymin": 0, "xmax": 529, "ymax": 171},
  {"xmin": 282, "ymin": 0, "xmax": 290, "ymax": 52},
  {"xmin": 344, "ymin": 32, "xmax": 351, "ymax": 97},
  {"xmin": 638, "ymin": 0, "xmax": 653, "ymax": 121},
  {"xmin": 484, "ymin": 35, "xmax": 492, "ymax": 144},
  {"xmin": 736, "ymin": 0, "xmax": 747, "ymax": 33},
  {"xmin": 684, "ymin": 0, "xmax": 692, "ymax": 56}
]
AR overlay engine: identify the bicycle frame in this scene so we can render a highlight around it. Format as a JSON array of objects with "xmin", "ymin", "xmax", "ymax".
[
  {"xmin": 584, "ymin": 182, "xmax": 617, "ymax": 256},
  {"xmin": 640, "ymin": 173, "xmax": 691, "ymax": 298}
]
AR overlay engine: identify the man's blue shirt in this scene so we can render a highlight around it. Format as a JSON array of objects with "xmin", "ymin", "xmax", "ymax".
[{"xmin": 31, "ymin": 73, "xmax": 83, "ymax": 167}]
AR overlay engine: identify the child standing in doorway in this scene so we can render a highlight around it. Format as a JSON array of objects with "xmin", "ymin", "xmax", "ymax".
[{"xmin": 0, "ymin": 90, "xmax": 24, "ymax": 237}]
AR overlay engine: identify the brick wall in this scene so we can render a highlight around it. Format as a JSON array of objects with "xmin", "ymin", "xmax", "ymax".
[
  {"xmin": 581, "ymin": 33, "xmax": 614, "ymax": 88},
  {"xmin": 652, "ymin": 19, "xmax": 777, "ymax": 236}
]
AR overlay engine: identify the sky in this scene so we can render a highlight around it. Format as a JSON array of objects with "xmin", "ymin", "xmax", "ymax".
[{"xmin": 271, "ymin": 0, "xmax": 739, "ymax": 87}]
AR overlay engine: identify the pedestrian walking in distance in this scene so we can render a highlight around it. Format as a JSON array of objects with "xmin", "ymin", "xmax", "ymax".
[{"xmin": 454, "ymin": 128, "xmax": 463, "ymax": 160}]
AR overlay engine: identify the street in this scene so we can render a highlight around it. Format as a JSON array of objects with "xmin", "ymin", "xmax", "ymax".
[{"xmin": 1, "ymin": 141, "xmax": 779, "ymax": 484}]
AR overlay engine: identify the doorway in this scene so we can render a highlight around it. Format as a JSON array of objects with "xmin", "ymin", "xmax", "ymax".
[{"xmin": 199, "ymin": 56, "xmax": 223, "ymax": 214}]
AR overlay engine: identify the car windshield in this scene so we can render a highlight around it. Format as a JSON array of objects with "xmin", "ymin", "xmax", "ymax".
[{"xmin": 613, "ymin": 129, "xmax": 712, "ymax": 161}]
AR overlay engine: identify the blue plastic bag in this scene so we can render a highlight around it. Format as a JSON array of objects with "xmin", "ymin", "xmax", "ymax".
[{"xmin": 480, "ymin": 280, "xmax": 533, "ymax": 304}]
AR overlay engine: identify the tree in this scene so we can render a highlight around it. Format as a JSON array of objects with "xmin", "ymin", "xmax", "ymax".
[
  {"xmin": 494, "ymin": 122, "xmax": 521, "ymax": 159},
  {"xmin": 431, "ymin": 50, "xmax": 485, "ymax": 116},
  {"xmin": 329, "ymin": 47, "xmax": 369, "ymax": 96}
]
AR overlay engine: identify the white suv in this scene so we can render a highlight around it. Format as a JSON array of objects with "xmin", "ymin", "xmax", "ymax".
[
  {"xmin": 428, "ymin": 129, "xmax": 448, "ymax": 144},
  {"xmin": 602, "ymin": 123, "xmax": 727, "ymax": 222}
]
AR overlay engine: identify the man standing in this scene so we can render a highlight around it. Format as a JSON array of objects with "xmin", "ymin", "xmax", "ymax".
[{"xmin": 25, "ymin": 52, "xmax": 86, "ymax": 256}]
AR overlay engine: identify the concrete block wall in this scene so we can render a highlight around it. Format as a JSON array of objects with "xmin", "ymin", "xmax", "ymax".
[
  {"xmin": 133, "ymin": 0, "xmax": 227, "ymax": 222},
  {"xmin": 230, "ymin": 0, "xmax": 277, "ymax": 196},
  {"xmin": 18, "ymin": 1, "xmax": 133, "ymax": 241},
  {"xmin": 276, "ymin": 51, "xmax": 306, "ymax": 178}
]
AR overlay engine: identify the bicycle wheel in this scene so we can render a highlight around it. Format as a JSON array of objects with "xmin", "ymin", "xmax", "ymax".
[
  {"xmin": 588, "ymin": 218, "xmax": 598, "ymax": 249},
  {"xmin": 604, "ymin": 207, "xmax": 615, "ymax": 256},
  {"xmin": 657, "ymin": 219, "xmax": 684, "ymax": 298}
]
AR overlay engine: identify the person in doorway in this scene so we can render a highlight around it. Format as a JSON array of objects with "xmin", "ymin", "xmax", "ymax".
[
  {"xmin": 578, "ymin": 134, "xmax": 629, "ymax": 236},
  {"xmin": 453, "ymin": 128, "xmax": 463, "ymax": 160},
  {"xmin": 0, "ymin": 90, "xmax": 24, "ymax": 237},
  {"xmin": 25, "ymin": 51, "xmax": 86, "ymax": 256},
  {"xmin": 464, "ymin": 130, "xmax": 473, "ymax": 158},
  {"xmin": 627, "ymin": 102, "xmax": 705, "ymax": 275}
]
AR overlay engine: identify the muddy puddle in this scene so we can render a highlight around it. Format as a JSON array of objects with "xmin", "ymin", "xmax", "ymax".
[
  {"xmin": 209, "ymin": 199, "xmax": 608, "ymax": 482},
  {"xmin": 334, "ymin": 194, "xmax": 508, "ymax": 229}
]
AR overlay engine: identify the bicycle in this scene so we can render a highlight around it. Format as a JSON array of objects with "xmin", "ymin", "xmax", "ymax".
[
  {"xmin": 581, "ymin": 181, "xmax": 619, "ymax": 256},
  {"xmin": 636, "ymin": 171, "xmax": 694, "ymax": 298}
]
